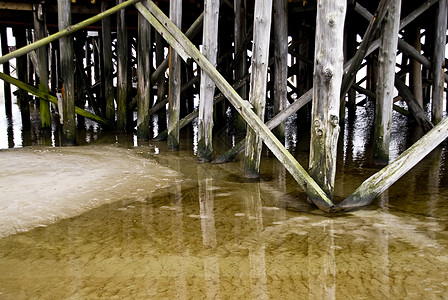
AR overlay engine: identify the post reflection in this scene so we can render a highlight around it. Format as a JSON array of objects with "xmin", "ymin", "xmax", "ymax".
[
  {"xmin": 244, "ymin": 182, "xmax": 268, "ymax": 299},
  {"xmin": 197, "ymin": 165, "xmax": 220, "ymax": 299}
]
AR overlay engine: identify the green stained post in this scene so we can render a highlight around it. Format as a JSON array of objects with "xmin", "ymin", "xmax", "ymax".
[
  {"xmin": 33, "ymin": 3, "xmax": 51, "ymax": 129},
  {"xmin": 58, "ymin": 0, "xmax": 76, "ymax": 145}
]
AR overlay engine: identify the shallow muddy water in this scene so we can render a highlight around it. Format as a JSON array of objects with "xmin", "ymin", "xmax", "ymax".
[{"xmin": 1, "ymin": 95, "xmax": 448, "ymax": 298}]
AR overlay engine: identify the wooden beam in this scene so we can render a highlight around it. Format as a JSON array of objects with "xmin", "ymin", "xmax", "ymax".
[
  {"xmin": 116, "ymin": 0, "xmax": 130, "ymax": 132},
  {"xmin": 0, "ymin": 0, "xmax": 142, "ymax": 65},
  {"xmin": 0, "ymin": 2, "xmax": 33, "ymax": 11},
  {"xmin": 337, "ymin": 112, "xmax": 448, "ymax": 210},
  {"xmin": 341, "ymin": 0, "xmax": 393, "ymax": 99},
  {"xmin": 244, "ymin": 0, "xmax": 273, "ymax": 179},
  {"xmin": 136, "ymin": 1, "xmax": 335, "ymax": 211},
  {"xmin": 0, "ymin": 72, "xmax": 113, "ymax": 126}
]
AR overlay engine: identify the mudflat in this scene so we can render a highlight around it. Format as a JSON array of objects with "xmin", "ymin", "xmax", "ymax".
[{"xmin": 0, "ymin": 144, "xmax": 181, "ymax": 238}]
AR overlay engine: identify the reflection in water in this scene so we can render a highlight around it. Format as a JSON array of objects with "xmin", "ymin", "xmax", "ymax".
[
  {"xmin": 0, "ymin": 147, "xmax": 448, "ymax": 298},
  {"xmin": 1, "ymin": 88, "xmax": 448, "ymax": 298}
]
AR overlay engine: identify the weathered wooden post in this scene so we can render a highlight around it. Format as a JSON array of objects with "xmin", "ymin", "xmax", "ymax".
[
  {"xmin": 372, "ymin": 0, "xmax": 402, "ymax": 165},
  {"xmin": 33, "ymin": 3, "xmax": 51, "ymax": 129},
  {"xmin": 0, "ymin": 26, "xmax": 11, "ymax": 116},
  {"xmin": 12, "ymin": 26, "xmax": 30, "ymax": 128},
  {"xmin": 58, "ymin": 0, "xmax": 76, "ymax": 145},
  {"xmin": 197, "ymin": 0, "xmax": 220, "ymax": 161},
  {"xmin": 244, "ymin": 0, "xmax": 273, "ymax": 179},
  {"xmin": 233, "ymin": 0, "xmax": 247, "ymax": 133},
  {"xmin": 272, "ymin": 0, "xmax": 288, "ymax": 141},
  {"xmin": 117, "ymin": 0, "xmax": 130, "ymax": 132},
  {"xmin": 308, "ymin": 0, "xmax": 346, "ymax": 197},
  {"xmin": 136, "ymin": 1, "xmax": 152, "ymax": 140},
  {"xmin": 410, "ymin": 25, "xmax": 423, "ymax": 107},
  {"xmin": 431, "ymin": 0, "xmax": 447, "ymax": 125},
  {"xmin": 167, "ymin": 0, "xmax": 182, "ymax": 150},
  {"xmin": 101, "ymin": 1, "xmax": 115, "ymax": 124},
  {"xmin": 155, "ymin": 32, "xmax": 167, "ymax": 132}
]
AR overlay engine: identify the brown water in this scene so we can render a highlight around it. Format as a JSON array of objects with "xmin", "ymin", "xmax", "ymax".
[{"xmin": 1, "ymin": 95, "xmax": 448, "ymax": 298}]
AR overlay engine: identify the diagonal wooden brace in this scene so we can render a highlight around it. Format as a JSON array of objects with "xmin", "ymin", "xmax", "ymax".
[{"xmin": 135, "ymin": 1, "xmax": 335, "ymax": 211}]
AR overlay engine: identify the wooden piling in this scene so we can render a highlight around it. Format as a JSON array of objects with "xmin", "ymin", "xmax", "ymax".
[
  {"xmin": 137, "ymin": 1, "xmax": 335, "ymax": 211},
  {"xmin": 197, "ymin": 0, "xmax": 220, "ymax": 161},
  {"xmin": 233, "ymin": 0, "xmax": 248, "ymax": 133},
  {"xmin": 431, "ymin": 0, "xmax": 447, "ymax": 125},
  {"xmin": 372, "ymin": 0, "xmax": 402, "ymax": 165},
  {"xmin": 167, "ymin": 0, "xmax": 182, "ymax": 150},
  {"xmin": 0, "ymin": 26, "xmax": 11, "ymax": 116},
  {"xmin": 243, "ymin": 0, "xmax": 273, "ymax": 179},
  {"xmin": 58, "ymin": 0, "xmax": 76, "ymax": 145},
  {"xmin": 101, "ymin": 1, "xmax": 115, "ymax": 124},
  {"xmin": 136, "ymin": 1, "xmax": 152, "ymax": 140},
  {"xmin": 308, "ymin": 0, "xmax": 346, "ymax": 197},
  {"xmin": 272, "ymin": 0, "xmax": 288, "ymax": 141},
  {"xmin": 116, "ymin": 0, "xmax": 130, "ymax": 132},
  {"xmin": 33, "ymin": 3, "xmax": 51, "ymax": 129}
]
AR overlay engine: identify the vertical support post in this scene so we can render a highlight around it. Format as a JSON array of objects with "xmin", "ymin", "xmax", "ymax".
[
  {"xmin": 411, "ymin": 25, "xmax": 423, "ymax": 107},
  {"xmin": 137, "ymin": 2, "xmax": 152, "ymax": 140},
  {"xmin": 101, "ymin": 1, "xmax": 115, "ymax": 124},
  {"xmin": 233, "ymin": 0, "xmax": 247, "ymax": 133},
  {"xmin": 309, "ymin": 0, "xmax": 346, "ymax": 197},
  {"xmin": 33, "ymin": 3, "xmax": 51, "ymax": 129},
  {"xmin": 272, "ymin": 0, "xmax": 288, "ymax": 140},
  {"xmin": 58, "ymin": 0, "xmax": 76, "ymax": 145},
  {"xmin": 431, "ymin": 0, "xmax": 447, "ymax": 125},
  {"xmin": 167, "ymin": 0, "xmax": 182, "ymax": 150},
  {"xmin": 372, "ymin": 0, "xmax": 402, "ymax": 165},
  {"xmin": 0, "ymin": 26, "xmax": 11, "ymax": 116},
  {"xmin": 117, "ymin": 0, "xmax": 130, "ymax": 131},
  {"xmin": 155, "ymin": 32, "xmax": 167, "ymax": 132},
  {"xmin": 12, "ymin": 26, "xmax": 30, "ymax": 128},
  {"xmin": 197, "ymin": 0, "xmax": 220, "ymax": 161},
  {"xmin": 243, "ymin": 0, "xmax": 273, "ymax": 179}
]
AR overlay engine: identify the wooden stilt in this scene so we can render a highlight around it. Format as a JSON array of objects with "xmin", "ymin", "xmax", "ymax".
[
  {"xmin": 116, "ymin": 0, "xmax": 130, "ymax": 132},
  {"xmin": 167, "ymin": 0, "xmax": 182, "ymax": 150},
  {"xmin": 0, "ymin": 26, "xmax": 11, "ymax": 116},
  {"xmin": 272, "ymin": 0, "xmax": 288, "ymax": 141},
  {"xmin": 243, "ymin": 0, "xmax": 273, "ymax": 179},
  {"xmin": 136, "ymin": 1, "xmax": 335, "ymax": 211},
  {"xmin": 372, "ymin": 0, "xmax": 402, "ymax": 165},
  {"xmin": 233, "ymin": 0, "xmax": 247, "ymax": 133},
  {"xmin": 137, "ymin": 2, "xmax": 152, "ymax": 140},
  {"xmin": 197, "ymin": 0, "xmax": 220, "ymax": 161},
  {"xmin": 58, "ymin": 0, "xmax": 76, "ymax": 145},
  {"xmin": 431, "ymin": 0, "xmax": 447, "ymax": 125},
  {"xmin": 12, "ymin": 26, "xmax": 30, "ymax": 129},
  {"xmin": 309, "ymin": 0, "xmax": 346, "ymax": 197},
  {"xmin": 101, "ymin": 1, "xmax": 115, "ymax": 124},
  {"xmin": 410, "ymin": 25, "xmax": 423, "ymax": 107},
  {"xmin": 33, "ymin": 3, "xmax": 51, "ymax": 129},
  {"xmin": 155, "ymin": 32, "xmax": 167, "ymax": 132}
]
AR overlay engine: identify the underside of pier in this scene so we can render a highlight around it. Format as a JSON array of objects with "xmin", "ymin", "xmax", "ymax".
[{"xmin": 0, "ymin": 0, "xmax": 447, "ymax": 212}]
